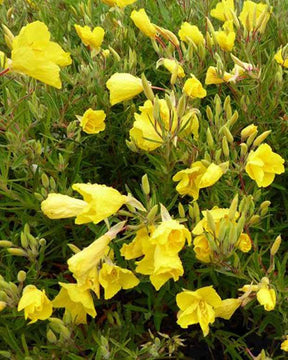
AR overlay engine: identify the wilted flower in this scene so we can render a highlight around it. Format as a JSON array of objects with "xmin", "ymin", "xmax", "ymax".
[
  {"xmin": 77, "ymin": 108, "xmax": 106, "ymax": 134},
  {"xmin": 173, "ymin": 162, "xmax": 224, "ymax": 200},
  {"xmin": 178, "ymin": 22, "xmax": 204, "ymax": 45},
  {"xmin": 130, "ymin": 9, "xmax": 157, "ymax": 38},
  {"xmin": 53, "ymin": 283, "xmax": 96, "ymax": 324},
  {"xmin": 106, "ymin": 73, "xmax": 144, "ymax": 105},
  {"xmin": 99, "ymin": 263, "xmax": 139, "ymax": 299},
  {"xmin": 10, "ymin": 21, "xmax": 72, "ymax": 88},
  {"xmin": 18, "ymin": 285, "xmax": 53, "ymax": 324},
  {"xmin": 205, "ymin": 66, "xmax": 235, "ymax": 84},
  {"xmin": 245, "ymin": 144, "xmax": 285, "ymax": 187},
  {"xmin": 74, "ymin": 25, "xmax": 105, "ymax": 51}
]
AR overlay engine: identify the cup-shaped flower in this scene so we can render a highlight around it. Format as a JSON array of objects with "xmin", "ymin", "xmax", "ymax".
[
  {"xmin": 121, "ymin": 226, "xmax": 153, "ymax": 260},
  {"xmin": 183, "ymin": 77, "xmax": 207, "ymax": 99},
  {"xmin": 10, "ymin": 21, "xmax": 72, "ymax": 88},
  {"xmin": 77, "ymin": 108, "xmax": 106, "ymax": 134},
  {"xmin": 281, "ymin": 337, "xmax": 288, "ymax": 352},
  {"xmin": 99, "ymin": 263, "xmax": 139, "ymax": 299},
  {"xmin": 274, "ymin": 48, "xmax": 288, "ymax": 68},
  {"xmin": 173, "ymin": 162, "xmax": 224, "ymax": 200},
  {"xmin": 130, "ymin": 9, "xmax": 157, "ymax": 39},
  {"xmin": 106, "ymin": 73, "xmax": 144, "ymax": 105},
  {"xmin": 53, "ymin": 283, "xmax": 96, "ymax": 324},
  {"xmin": 245, "ymin": 144, "xmax": 285, "ymax": 187},
  {"xmin": 101, "ymin": 0, "xmax": 136, "ymax": 8},
  {"xmin": 18, "ymin": 285, "xmax": 53, "ymax": 324},
  {"xmin": 239, "ymin": 1, "xmax": 272, "ymax": 33},
  {"xmin": 176, "ymin": 286, "xmax": 222, "ymax": 336},
  {"xmin": 210, "ymin": 0, "xmax": 235, "ymax": 22},
  {"xmin": 235, "ymin": 233, "xmax": 252, "ymax": 253},
  {"xmin": 74, "ymin": 25, "xmax": 105, "ymax": 51},
  {"xmin": 193, "ymin": 234, "xmax": 212, "ymax": 263},
  {"xmin": 215, "ymin": 30, "xmax": 236, "ymax": 52},
  {"xmin": 178, "ymin": 22, "xmax": 204, "ymax": 45},
  {"xmin": 41, "ymin": 193, "xmax": 87, "ymax": 219},
  {"xmin": 256, "ymin": 287, "xmax": 276, "ymax": 311},
  {"xmin": 150, "ymin": 219, "xmax": 191, "ymax": 256}
]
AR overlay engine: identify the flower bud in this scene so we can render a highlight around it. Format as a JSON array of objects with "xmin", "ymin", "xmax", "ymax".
[
  {"xmin": 229, "ymin": 194, "xmax": 238, "ymax": 220},
  {"xmin": 39, "ymin": 238, "xmax": 46, "ymax": 246},
  {"xmin": 222, "ymin": 136, "xmax": 230, "ymax": 158},
  {"xmin": 147, "ymin": 204, "xmax": 159, "ymax": 222},
  {"xmin": 0, "ymin": 301, "xmax": 7, "ymax": 312},
  {"xmin": 206, "ymin": 128, "xmax": 214, "ymax": 149},
  {"xmin": 178, "ymin": 203, "xmax": 185, "ymax": 218},
  {"xmin": 47, "ymin": 329, "xmax": 57, "ymax": 344},
  {"xmin": 141, "ymin": 174, "xmax": 150, "ymax": 195},
  {"xmin": 17, "ymin": 270, "xmax": 26, "ymax": 283},
  {"xmin": 206, "ymin": 105, "xmax": 213, "ymax": 123},
  {"xmin": 7, "ymin": 248, "xmax": 27, "ymax": 257},
  {"xmin": 206, "ymin": 211, "xmax": 216, "ymax": 233},
  {"xmin": 224, "ymin": 96, "xmax": 232, "ymax": 119},
  {"xmin": 222, "ymin": 126, "xmax": 234, "ymax": 143},
  {"xmin": 0, "ymin": 240, "xmax": 13, "ymax": 247},
  {"xmin": 241, "ymin": 124, "xmax": 258, "ymax": 141},
  {"xmin": 249, "ymin": 215, "xmax": 260, "ymax": 225},
  {"xmin": 270, "ymin": 235, "xmax": 281, "ymax": 256},
  {"xmin": 141, "ymin": 73, "xmax": 154, "ymax": 102},
  {"xmin": 226, "ymin": 110, "xmax": 238, "ymax": 128},
  {"xmin": 240, "ymin": 143, "xmax": 248, "ymax": 158},
  {"xmin": 41, "ymin": 173, "xmax": 50, "ymax": 188},
  {"xmin": 252, "ymin": 131, "xmax": 271, "ymax": 148}
]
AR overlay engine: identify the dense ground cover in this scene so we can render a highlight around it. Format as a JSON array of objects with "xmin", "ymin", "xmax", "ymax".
[{"xmin": 0, "ymin": 0, "xmax": 287, "ymax": 358}]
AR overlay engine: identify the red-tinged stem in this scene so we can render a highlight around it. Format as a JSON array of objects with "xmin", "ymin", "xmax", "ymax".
[
  {"xmin": 151, "ymin": 85, "xmax": 166, "ymax": 92},
  {"xmin": 155, "ymin": 35, "xmax": 166, "ymax": 49},
  {"xmin": 239, "ymin": 172, "xmax": 247, "ymax": 195},
  {"xmin": 0, "ymin": 68, "xmax": 10, "ymax": 76},
  {"xmin": 176, "ymin": 45, "xmax": 183, "ymax": 62}
]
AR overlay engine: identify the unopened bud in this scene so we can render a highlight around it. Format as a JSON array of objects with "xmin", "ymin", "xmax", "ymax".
[
  {"xmin": 141, "ymin": 174, "xmax": 150, "ymax": 195},
  {"xmin": 206, "ymin": 105, "xmax": 213, "ymax": 123},
  {"xmin": 0, "ymin": 301, "xmax": 7, "ymax": 312},
  {"xmin": 222, "ymin": 136, "xmax": 230, "ymax": 158},
  {"xmin": 224, "ymin": 96, "xmax": 232, "ymax": 119},
  {"xmin": 206, "ymin": 128, "xmax": 214, "ymax": 148},
  {"xmin": 0, "ymin": 240, "xmax": 13, "ymax": 247},
  {"xmin": 206, "ymin": 211, "xmax": 216, "ymax": 233},
  {"xmin": 47, "ymin": 329, "xmax": 57, "ymax": 344},
  {"xmin": 240, "ymin": 143, "xmax": 248, "ymax": 158},
  {"xmin": 226, "ymin": 110, "xmax": 238, "ymax": 128},
  {"xmin": 141, "ymin": 73, "xmax": 154, "ymax": 102},
  {"xmin": 249, "ymin": 214, "xmax": 260, "ymax": 225},
  {"xmin": 241, "ymin": 124, "xmax": 258, "ymax": 141},
  {"xmin": 229, "ymin": 194, "xmax": 238, "ymax": 220},
  {"xmin": 222, "ymin": 126, "xmax": 234, "ymax": 143},
  {"xmin": 252, "ymin": 131, "xmax": 271, "ymax": 148},
  {"xmin": 41, "ymin": 173, "xmax": 49, "ymax": 188},
  {"xmin": 177, "ymin": 94, "xmax": 187, "ymax": 119},
  {"xmin": 108, "ymin": 46, "xmax": 121, "ymax": 62},
  {"xmin": 246, "ymin": 131, "xmax": 258, "ymax": 147},
  {"xmin": 7, "ymin": 248, "xmax": 27, "ymax": 257},
  {"xmin": 147, "ymin": 204, "xmax": 159, "ymax": 222},
  {"xmin": 270, "ymin": 235, "xmax": 281, "ymax": 256},
  {"xmin": 206, "ymin": 17, "xmax": 217, "ymax": 46},
  {"xmin": 178, "ymin": 203, "xmax": 185, "ymax": 218},
  {"xmin": 17, "ymin": 270, "xmax": 26, "ymax": 283},
  {"xmin": 39, "ymin": 238, "xmax": 46, "ymax": 246}
]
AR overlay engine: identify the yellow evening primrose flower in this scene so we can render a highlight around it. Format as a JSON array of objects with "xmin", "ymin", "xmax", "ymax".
[
  {"xmin": 183, "ymin": 77, "xmax": 207, "ymax": 99},
  {"xmin": 274, "ymin": 48, "xmax": 288, "ymax": 68},
  {"xmin": 67, "ymin": 233, "xmax": 112, "ymax": 296},
  {"xmin": 77, "ymin": 108, "xmax": 106, "ymax": 134},
  {"xmin": 280, "ymin": 337, "xmax": 288, "ymax": 352},
  {"xmin": 245, "ymin": 143, "xmax": 285, "ymax": 187},
  {"xmin": 150, "ymin": 219, "xmax": 191, "ymax": 256},
  {"xmin": 176, "ymin": 286, "xmax": 222, "ymax": 336},
  {"xmin": 150, "ymin": 249, "xmax": 184, "ymax": 290},
  {"xmin": 120, "ymin": 226, "xmax": 154, "ymax": 260},
  {"xmin": 10, "ymin": 21, "xmax": 71, "ymax": 89},
  {"xmin": 214, "ymin": 298, "xmax": 241, "ymax": 319},
  {"xmin": 241, "ymin": 124, "xmax": 258, "ymax": 140},
  {"xmin": 41, "ymin": 184, "xmax": 127, "ymax": 225},
  {"xmin": 161, "ymin": 58, "xmax": 185, "ymax": 78},
  {"xmin": 256, "ymin": 287, "xmax": 276, "ymax": 311},
  {"xmin": 239, "ymin": 1, "xmax": 272, "ymax": 33},
  {"xmin": 178, "ymin": 22, "xmax": 205, "ymax": 45},
  {"xmin": 193, "ymin": 234, "xmax": 213, "ymax": 263},
  {"xmin": 74, "ymin": 25, "xmax": 105, "ymax": 51},
  {"xmin": 18, "ymin": 285, "xmax": 53, "ymax": 324},
  {"xmin": 41, "ymin": 193, "xmax": 87, "ymax": 219},
  {"xmin": 106, "ymin": 73, "xmax": 144, "ymax": 106},
  {"xmin": 205, "ymin": 66, "xmax": 235, "ymax": 85},
  {"xmin": 210, "ymin": 0, "xmax": 235, "ymax": 22},
  {"xmin": 215, "ymin": 30, "xmax": 236, "ymax": 52},
  {"xmin": 99, "ymin": 263, "xmax": 139, "ymax": 299},
  {"xmin": 53, "ymin": 283, "xmax": 96, "ymax": 324},
  {"xmin": 130, "ymin": 9, "xmax": 157, "ymax": 39},
  {"xmin": 235, "ymin": 233, "xmax": 252, "ymax": 253},
  {"xmin": 173, "ymin": 162, "xmax": 224, "ymax": 200},
  {"xmin": 101, "ymin": 0, "xmax": 136, "ymax": 8}
]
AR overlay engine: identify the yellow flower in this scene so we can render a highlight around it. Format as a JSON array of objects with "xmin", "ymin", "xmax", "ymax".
[
  {"xmin": 162, "ymin": 58, "xmax": 185, "ymax": 78},
  {"xmin": 173, "ymin": 162, "xmax": 224, "ymax": 200},
  {"xmin": 10, "ymin": 21, "xmax": 71, "ymax": 89},
  {"xmin": 245, "ymin": 144, "xmax": 285, "ymax": 187},
  {"xmin": 239, "ymin": 1, "xmax": 272, "ymax": 33},
  {"xmin": 130, "ymin": 9, "xmax": 157, "ymax": 38},
  {"xmin": 183, "ymin": 77, "xmax": 207, "ymax": 99},
  {"xmin": 205, "ymin": 66, "xmax": 235, "ymax": 85},
  {"xmin": 274, "ymin": 48, "xmax": 288, "ymax": 68},
  {"xmin": 281, "ymin": 337, "xmax": 288, "ymax": 352},
  {"xmin": 210, "ymin": 0, "xmax": 235, "ymax": 22},
  {"xmin": 178, "ymin": 22, "xmax": 204, "ymax": 45},
  {"xmin": 176, "ymin": 286, "xmax": 222, "ymax": 336},
  {"xmin": 150, "ymin": 250, "xmax": 184, "ymax": 291},
  {"xmin": 67, "ymin": 234, "xmax": 111, "ymax": 296},
  {"xmin": 42, "ymin": 184, "xmax": 127, "ymax": 225},
  {"xmin": 241, "ymin": 124, "xmax": 258, "ymax": 140},
  {"xmin": 215, "ymin": 30, "xmax": 236, "ymax": 52},
  {"xmin": 18, "ymin": 285, "xmax": 53, "ymax": 324},
  {"xmin": 41, "ymin": 193, "xmax": 87, "ymax": 219},
  {"xmin": 101, "ymin": 0, "xmax": 136, "ymax": 7},
  {"xmin": 193, "ymin": 234, "xmax": 212, "ymax": 263},
  {"xmin": 120, "ymin": 226, "xmax": 153, "ymax": 260},
  {"xmin": 179, "ymin": 112, "xmax": 199, "ymax": 139},
  {"xmin": 236, "ymin": 233, "xmax": 252, "ymax": 253},
  {"xmin": 106, "ymin": 73, "xmax": 144, "ymax": 105},
  {"xmin": 150, "ymin": 219, "xmax": 191, "ymax": 256},
  {"xmin": 78, "ymin": 108, "xmax": 106, "ymax": 134},
  {"xmin": 214, "ymin": 298, "xmax": 241, "ymax": 319},
  {"xmin": 99, "ymin": 263, "xmax": 139, "ymax": 299},
  {"xmin": 53, "ymin": 283, "xmax": 96, "ymax": 324},
  {"xmin": 74, "ymin": 25, "xmax": 105, "ymax": 51},
  {"xmin": 256, "ymin": 287, "xmax": 276, "ymax": 311},
  {"xmin": 193, "ymin": 208, "xmax": 232, "ymax": 235}
]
